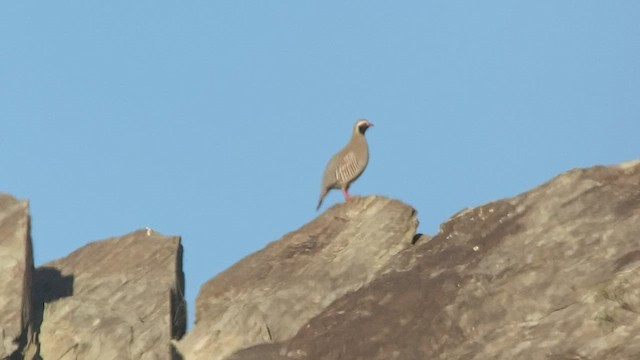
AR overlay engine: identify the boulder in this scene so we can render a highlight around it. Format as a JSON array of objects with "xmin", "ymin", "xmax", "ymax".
[
  {"xmin": 178, "ymin": 196, "xmax": 418, "ymax": 360},
  {"xmin": 36, "ymin": 229, "xmax": 186, "ymax": 360}
]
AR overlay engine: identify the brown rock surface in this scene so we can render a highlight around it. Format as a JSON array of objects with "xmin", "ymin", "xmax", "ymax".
[
  {"xmin": 229, "ymin": 160, "xmax": 640, "ymax": 359},
  {"xmin": 0, "ymin": 193, "xmax": 34, "ymax": 359},
  {"xmin": 3, "ymin": 160, "xmax": 638, "ymax": 360},
  {"xmin": 178, "ymin": 196, "xmax": 418, "ymax": 360},
  {"xmin": 36, "ymin": 229, "xmax": 186, "ymax": 360}
]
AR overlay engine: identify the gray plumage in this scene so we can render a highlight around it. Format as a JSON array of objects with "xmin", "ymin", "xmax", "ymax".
[{"xmin": 317, "ymin": 119, "xmax": 373, "ymax": 210}]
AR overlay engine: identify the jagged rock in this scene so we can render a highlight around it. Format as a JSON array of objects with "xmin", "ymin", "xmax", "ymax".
[
  {"xmin": 229, "ymin": 160, "xmax": 640, "ymax": 359},
  {"xmin": 36, "ymin": 229, "xmax": 186, "ymax": 360},
  {"xmin": 0, "ymin": 193, "xmax": 35, "ymax": 359},
  {"xmin": 178, "ymin": 196, "xmax": 418, "ymax": 360}
]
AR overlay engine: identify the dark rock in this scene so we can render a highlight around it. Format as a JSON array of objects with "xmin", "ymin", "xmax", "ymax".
[
  {"xmin": 0, "ymin": 193, "xmax": 35, "ymax": 359},
  {"xmin": 229, "ymin": 160, "xmax": 640, "ymax": 359},
  {"xmin": 36, "ymin": 229, "xmax": 186, "ymax": 360},
  {"xmin": 178, "ymin": 196, "xmax": 418, "ymax": 360}
]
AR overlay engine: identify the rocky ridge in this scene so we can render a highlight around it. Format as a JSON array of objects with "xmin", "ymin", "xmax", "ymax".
[
  {"xmin": 0, "ymin": 159, "xmax": 638, "ymax": 359},
  {"xmin": 229, "ymin": 160, "xmax": 640, "ymax": 359}
]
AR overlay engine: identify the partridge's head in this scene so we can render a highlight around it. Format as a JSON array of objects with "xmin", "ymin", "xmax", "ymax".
[{"xmin": 354, "ymin": 119, "xmax": 373, "ymax": 135}]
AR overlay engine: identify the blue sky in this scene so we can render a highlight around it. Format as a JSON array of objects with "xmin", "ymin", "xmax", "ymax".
[{"xmin": 2, "ymin": 2, "xmax": 638, "ymax": 327}]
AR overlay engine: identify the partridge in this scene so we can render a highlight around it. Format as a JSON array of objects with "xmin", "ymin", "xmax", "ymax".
[{"xmin": 317, "ymin": 119, "xmax": 373, "ymax": 210}]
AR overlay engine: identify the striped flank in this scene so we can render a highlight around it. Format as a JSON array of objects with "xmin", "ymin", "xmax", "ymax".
[{"xmin": 335, "ymin": 152, "xmax": 361, "ymax": 184}]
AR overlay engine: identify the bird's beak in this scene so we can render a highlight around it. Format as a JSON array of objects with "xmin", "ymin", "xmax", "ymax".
[{"xmin": 368, "ymin": 121, "xmax": 374, "ymax": 127}]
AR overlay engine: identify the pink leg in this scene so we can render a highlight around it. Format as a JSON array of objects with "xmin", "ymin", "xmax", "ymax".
[{"xmin": 341, "ymin": 188, "xmax": 352, "ymax": 200}]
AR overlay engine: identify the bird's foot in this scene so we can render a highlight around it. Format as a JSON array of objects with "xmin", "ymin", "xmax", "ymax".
[{"xmin": 341, "ymin": 188, "xmax": 352, "ymax": 200}]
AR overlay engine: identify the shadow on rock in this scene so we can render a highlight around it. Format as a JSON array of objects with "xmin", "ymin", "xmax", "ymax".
[
  {"xmin": 34, "ymin": 267, "xmax": 74, "ymax": 303},
  {"xmin": 30, "ymin": 266, "xmax": 74, "ymax": 359}
]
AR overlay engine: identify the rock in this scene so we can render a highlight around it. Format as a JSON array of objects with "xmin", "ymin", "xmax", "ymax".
[
  {"xmin": 36, "ymin": 229, "xmax": 186, "ymax": 360},
  {"xmin": 0, "ymin": 193, "xmax": 35, "ymax": 359},
  {"xmin": 228, "ymin": 160, "xmax": 640, "ymax": 359},
  {"xmin": 178, "ymin": 196, "xmax": 418, "ymax": 360},
  {"xmin": 3, "ymin": 160, "xmax": 638, "ymax": 359}
]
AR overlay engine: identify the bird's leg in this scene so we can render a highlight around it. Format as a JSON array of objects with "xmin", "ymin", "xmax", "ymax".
[{"xmin": 341, "ymin": 187, "xmax": 352, "ymax": 200}]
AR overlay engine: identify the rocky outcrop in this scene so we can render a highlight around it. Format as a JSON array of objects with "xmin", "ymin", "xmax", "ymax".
[
  {"xmin": 0, "ymin": 198, "xmax": 186, "ymax": 360},
  {"xmin": 2, "ymin": 160, "xmax": 638, "ymax": 360},
  {"xmin": 36, "ymin": 229, "xmax": 186, "ymax": 360},
  {"xmin": 177, "ymin": 197, "xmax": 418, "ymax": 360},
  {"xmin": 228, "ymin": 160, "xmax": 640, "ymax": 359},
  {"xmin": 0, "ymin": 194, "xmax": 34, "ymax": 359}
]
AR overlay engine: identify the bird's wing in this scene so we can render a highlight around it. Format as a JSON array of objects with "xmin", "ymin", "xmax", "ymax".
[{"xmin": 334, "ymin": 151, "xmax": 362, "ymax": 184}]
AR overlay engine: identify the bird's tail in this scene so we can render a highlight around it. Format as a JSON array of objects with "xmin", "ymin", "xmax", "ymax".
[{"xmin": 316, "ymin": 190, "xmax": 328, "ymax": 211}]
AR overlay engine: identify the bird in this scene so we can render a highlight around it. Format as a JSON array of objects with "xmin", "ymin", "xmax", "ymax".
[{"xmin": 317, "ymin": 119, "xmax": 373, "ymax": 210}]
